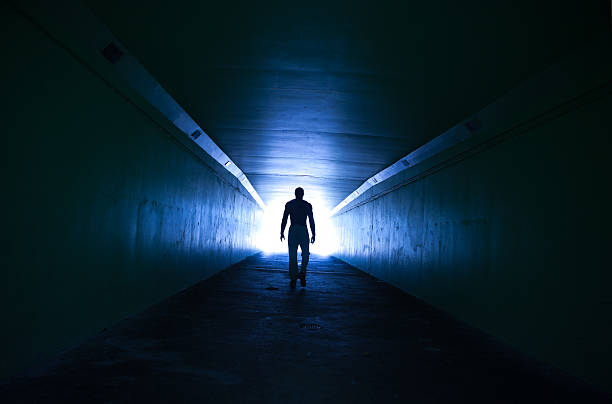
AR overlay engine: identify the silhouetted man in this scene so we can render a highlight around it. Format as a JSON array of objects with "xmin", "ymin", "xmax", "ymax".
[{"xmin": 280, "ymin": 187, "xmax": 315, "ymax": 288}]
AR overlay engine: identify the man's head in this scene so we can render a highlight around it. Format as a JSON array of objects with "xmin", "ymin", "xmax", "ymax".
[{"xmin": 295, "ymin": 187, "xmax": 304, "ymax": 200}]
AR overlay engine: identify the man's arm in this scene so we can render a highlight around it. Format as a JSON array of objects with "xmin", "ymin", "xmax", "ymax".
[
  {"xmin": 280, "ymin": 204, "xmax": 289, "ymax": 241},
  {"xmin": 308, "ymin": 204, "xmax": 315, "ymax": 243}
]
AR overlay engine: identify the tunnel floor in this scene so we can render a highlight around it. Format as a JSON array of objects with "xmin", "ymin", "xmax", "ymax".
[{"xmin": 2, "ymin": 253, "xmax": 608, "ymax": 403}]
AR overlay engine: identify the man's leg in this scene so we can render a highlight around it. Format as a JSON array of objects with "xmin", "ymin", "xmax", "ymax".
[
  {"xmin": 288, "ymin": 228, "xmax": 299, "ymax": 282},
  {"xmin": 298, "ymin": 228, "xmax": 310, "ymax": 285}
]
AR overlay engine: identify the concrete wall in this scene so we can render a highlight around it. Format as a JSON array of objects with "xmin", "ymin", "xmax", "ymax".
[
  {"xmin": 1, "ymin": 4, "xmax": 262, "ymax": 378},
  {"xmin": 332, "ymin": 43, "xmax": 612, "ymax": 389}
]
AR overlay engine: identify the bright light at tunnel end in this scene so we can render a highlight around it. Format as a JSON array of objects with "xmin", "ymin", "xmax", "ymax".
[{"xmin": 257, "ymin": 198, "xmax": 339, "ymax": 256}]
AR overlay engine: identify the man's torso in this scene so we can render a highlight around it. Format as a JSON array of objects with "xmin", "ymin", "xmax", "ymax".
[{"xmin": 286, "ymin": 199, "xmax": 312, "ymax": 227}]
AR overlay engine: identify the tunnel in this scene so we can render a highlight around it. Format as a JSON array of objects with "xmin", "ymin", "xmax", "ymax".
[{"xmin": 2, "ymin": 0, "xmax": 612, "ymax": 402}]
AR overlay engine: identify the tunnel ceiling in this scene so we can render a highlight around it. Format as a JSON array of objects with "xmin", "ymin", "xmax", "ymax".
[{"xmin": 84, "ymin": 0, "xmax": 602, "ymax": 210}]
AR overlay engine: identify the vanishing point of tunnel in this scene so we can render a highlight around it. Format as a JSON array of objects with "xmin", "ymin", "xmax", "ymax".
[{"xmin": 2, "ymin": 1, "xmax": 611, "ymax": 402}]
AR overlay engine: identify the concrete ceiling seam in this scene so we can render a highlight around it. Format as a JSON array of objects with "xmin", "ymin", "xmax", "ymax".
[
  {"xmin": 81, "ymin": 1, "xmax": 607, "ymax": 213},
  {"xmin": 20, "ymin": 0, "xmax": 609, "ymax": 213},
  {"xmin": 11, "ymin": 0, "xmax": 265, "ymax": 210}
]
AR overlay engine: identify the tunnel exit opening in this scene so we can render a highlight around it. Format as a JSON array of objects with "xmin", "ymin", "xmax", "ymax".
[{"xmin": 257, "ymin": 198, "xmax": 338, "ymax": 256}]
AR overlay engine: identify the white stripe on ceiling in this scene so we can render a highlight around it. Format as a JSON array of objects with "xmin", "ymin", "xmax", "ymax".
[{"xmin": 14, "ymin": 0, "xmax": 266, "ymax": 210}]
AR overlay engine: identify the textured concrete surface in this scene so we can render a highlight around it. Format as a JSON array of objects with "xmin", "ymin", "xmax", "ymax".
[
  {"xmin": 2, "ymin": 4, "xmax": 261, "ymax": 378},
  {"xmin": 332, "ymin": 91, "xmax": 612, "ymax": 390},
  {"xmin": 1, "ymin": 253, "xmax": 609, "ymax": 403},
  {"xmin": 81, "ymin": 0, "xmax": 608, "ymax": 210}
]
